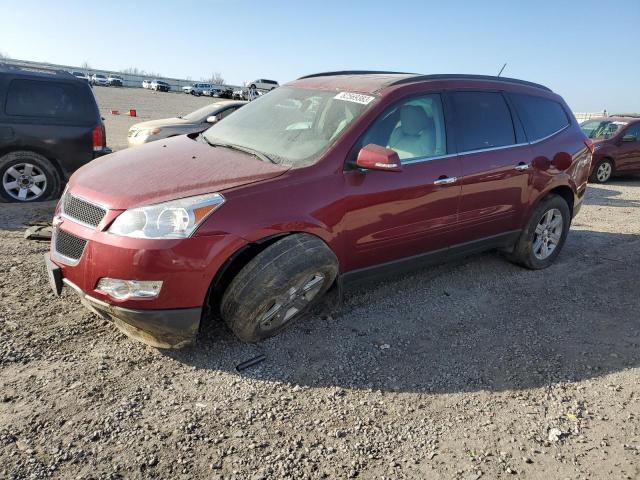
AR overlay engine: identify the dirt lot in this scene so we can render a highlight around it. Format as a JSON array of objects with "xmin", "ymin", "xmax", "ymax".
[
  {"xmin": 93, "ymin": 86, "xmax": 220, "ymax": 151},
  {"xmin": 1, "ymin": 87, "xmax": 639, "ymax": 479}
]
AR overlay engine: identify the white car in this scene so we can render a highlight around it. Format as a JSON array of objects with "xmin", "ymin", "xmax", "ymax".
[
  {"xmin": 91, "ymin": 73, "xmax": 109, "ymax": 86},
  {"xmin": 127, "ymin": 100, "xmax": 246, "ymax": 146},
  {"xmin": 247, "ymin": 79, "xmax": 278, "ymax": 91},
  {"xmin": 142, "ymin": 80, "xmax": 152, "ymax": 89},
  {"xmin": 107, "ymin": 75, "xmax": 123, "ymax": 87},
  {"xmin": 182, "ymin": 83, "xmax": 213, "ymax": 96},
  {"xmin": 70, "ymin": 71, "xmax": 89, "ymax": 83}
]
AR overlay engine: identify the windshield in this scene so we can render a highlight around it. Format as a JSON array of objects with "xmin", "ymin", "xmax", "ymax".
[
  {"xmin": 182, "ymin": 103, "xmax": 221, "ymax": 122},
  {"xmin": 203, "ymin": 86, "xmax": 375, "ymax": 166},
  {"xmin": 581, "ymin": 120, "xmax": 628, "ymax": 139}
]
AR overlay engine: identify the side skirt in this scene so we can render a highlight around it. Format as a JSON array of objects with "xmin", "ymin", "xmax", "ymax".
[{"xmin": 340, "ymin": 230, "xmax": 521, "ymax": 289}]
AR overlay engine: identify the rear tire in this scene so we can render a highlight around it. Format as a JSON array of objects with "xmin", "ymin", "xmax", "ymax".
[
  {"xmin": 0, "ymin": 151, "xmax": 61, "ymax": 203},
  {"xmin": 506, "ymin": 194, "xmax": 571, "ymax": 269},
  {"xmin": 590, "ymin": 158, "xmax": 614, "ymax": 183},
  {"xmin": 220, "ymin": 234, "xmax": 338, "ymax": 343}
]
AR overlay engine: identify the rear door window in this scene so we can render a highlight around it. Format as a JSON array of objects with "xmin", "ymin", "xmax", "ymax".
[
  {"xmin": 5, "ymin": 79, "xmax": 94, "ymax": 123},
  {"xmin": 450, "ymin": 91, "xmax": 515, "ymax": 152},
  {"xmin": 510, "ymin": 93, "xmax": 569, "ymax": 141}
]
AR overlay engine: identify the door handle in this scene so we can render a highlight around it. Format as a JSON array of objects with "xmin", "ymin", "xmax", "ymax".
[
  {"xmin": 433, "ymin": 176, "xmax": 457, "ymax": 185},
  {"xmin": 515, "ymin": 162, "xmax": 529, "ymax": 171}
]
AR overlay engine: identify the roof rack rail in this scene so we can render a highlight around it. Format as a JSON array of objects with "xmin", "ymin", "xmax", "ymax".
[
  {"xmin": 388, "ymin": 74, "xmax": 552, "ymax": 92},
  {"xmin": 298, "ymin": 70, "xmax": 415, "ymax": 80}
]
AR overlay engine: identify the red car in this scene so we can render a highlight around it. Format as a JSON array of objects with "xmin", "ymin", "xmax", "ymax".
[
  {"xmin": 44, "ymin": 71, "xmax": 592, "ymax": 348},
  {"xmin": 580, "ymin": 115, "xmax": 640, "ymax": 183}
]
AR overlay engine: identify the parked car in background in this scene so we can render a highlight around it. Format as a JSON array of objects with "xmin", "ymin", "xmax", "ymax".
[
  {"xmin": 580, "ymin": 115, "xmax": 640, "ymax": 183},
  {"xmin": 232, "ymin": 88, "xmax": 246, "ymax": 100},
  {"xmin": 182, "ymin": 83, "xmax": 212, "ymax": 96},
  {"xmin": 127, "ymin": 100, "xmax": 246, "ymax": 146},
  {"xmin": 142, "ymin": 80, "xmax": 151, "ymax": 89},
  {"xmin": 0, "ymin": 63, "xmax": 111, "ymax": 202},
  {"xmin": 248, "ymin": 78, "xmax": 278, "ymax": 91},
  {"xmin": 45, "ymin": 71, "xmax": 591, "ymax": 349},
  {"xmin": 107, "ymin": 75, "xmax": 123, "ymax": 87},
  {"xmin": 151, "ymin": 80, "xmax": 170, "ymax": 92},
  {"xmin": 90, "ymin": 73, "xmax": 108, "ymax": 87},
  {"xmin": 202, "ymin": 87, "xmax": 221, "ymax": 97},
  {"xmin": 70, "ymin": 71, "xmax": 89, "ymax": 83},
  {"xmin": 219, "ymin": 87, "xmax": 234, "ymax": 99}
]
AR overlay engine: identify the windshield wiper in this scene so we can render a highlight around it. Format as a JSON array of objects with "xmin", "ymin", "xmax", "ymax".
[{"xmin": 200, "ymin": 136, "xmax": 277, "ymax": 164}]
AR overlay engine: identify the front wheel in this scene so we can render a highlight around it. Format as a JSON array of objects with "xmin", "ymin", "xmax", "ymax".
[
  {"xmin": 220, "ymin": 234, "xmax": 338, "ymax": 343},
  {"xmin": 506, "ymin": 194, "xmax": 571, "ymax": 269},
  {"xmin": 590, "ymin": 158, "xmax": 614, "ymax": 183},
  {"xmin": 0, "ymin": 151, "xmax": 61, "ymax": 203}
]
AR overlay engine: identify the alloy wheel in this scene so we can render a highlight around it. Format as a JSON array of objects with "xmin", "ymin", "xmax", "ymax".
[
  {"xmin": 596, "ymin": 162, "xmax": 612, "ymax": 182},
  {"xmin": 532, "ymin": 208, "xmax": 563, "ymax": 260},
  {"xmin": 258, "ymin": 273, "xmax": 325, "ymax": 331},
  {"xmin": 2, "ymin": 163, "xmax": 47, "ymax": 201}
]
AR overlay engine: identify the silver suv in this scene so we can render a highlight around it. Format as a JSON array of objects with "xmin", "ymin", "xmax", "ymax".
[
  {"xmin": 182, "ymin": 83, "xmax": 212, "ymax": 96},
  {"xmin": 248, "ymin": 79, "xmax": 278, "ymax": 91}
]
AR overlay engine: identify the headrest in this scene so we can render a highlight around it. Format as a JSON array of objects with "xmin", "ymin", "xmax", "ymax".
[{"xmin": 400, "ymin": 105, "xmax": 430, "ymax": 136}]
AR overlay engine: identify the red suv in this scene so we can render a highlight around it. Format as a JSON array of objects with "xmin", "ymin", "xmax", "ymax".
[
  {"xmin": 44, "ymin": 72, "xmax": 592, "ymax": 348},
  {"xmin": 580, "ymin": 115, "xmax": 640, "ymax": 183}
]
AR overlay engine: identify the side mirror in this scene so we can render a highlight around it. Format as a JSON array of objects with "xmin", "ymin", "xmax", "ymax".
[
  {"xmin": 622, "ymin": 134, "xmax": 637, "ymax": 142},
  {"xmin": 356, "ymin": 144, "xmax": 402, "ymax": 172},
  {"xmin": 206, "ymin": 115, "xmax": 220, "ymax": 124}
]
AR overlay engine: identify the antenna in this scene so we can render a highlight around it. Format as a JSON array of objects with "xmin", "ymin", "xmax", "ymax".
[{"xmin": 497, "ymin": 63, "xmax": 507, "ymax": 77}]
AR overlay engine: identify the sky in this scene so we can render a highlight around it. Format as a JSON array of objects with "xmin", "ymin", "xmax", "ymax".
[{"xmin": 1, "ymin": 0, "xmax": 639, "ymax": 112}]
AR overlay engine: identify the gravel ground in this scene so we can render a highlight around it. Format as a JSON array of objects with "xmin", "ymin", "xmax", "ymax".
[{"xmin": 1, "ymin": 88, "xmax": 639, "ymax": 479}]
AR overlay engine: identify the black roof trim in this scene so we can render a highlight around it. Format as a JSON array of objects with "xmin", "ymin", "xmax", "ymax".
[
  {"xmin": 609, "ymin": 113, "xmax": 640, "ymax": 118},
  {"xmin": 298, "ymin": 70, "xmax": 415, "ymax": 80},
  {"xmin": 389, "ymin": 74, "xmax": 552, "ymax": 92},
  {"xmin": 296, "ymin": 71, "xmax": 552, "ymax": 93}
]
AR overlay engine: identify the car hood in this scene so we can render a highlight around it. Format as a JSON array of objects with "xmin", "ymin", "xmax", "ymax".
[
  {"xmin": 69, "ymin": 135, "xmax": 289, "ymax": 210},
  {"xmin": 130, "ymin": 118, "xmax": 197, "ymax": 130}
]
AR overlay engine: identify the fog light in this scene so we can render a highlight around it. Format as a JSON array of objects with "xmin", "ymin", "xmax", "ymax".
[{"xmin": 96, "ymin": 278, "xmax": 163, "ymax": 300}]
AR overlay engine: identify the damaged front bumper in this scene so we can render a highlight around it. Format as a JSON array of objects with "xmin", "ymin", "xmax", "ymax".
[{"xmin": 44, "ymin": 253, "xmax": 201, "ymax": 349}]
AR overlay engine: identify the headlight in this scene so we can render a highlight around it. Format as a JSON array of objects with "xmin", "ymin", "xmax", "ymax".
[
  {"xmin": 108, "ymin": 193, "xmax": 225, "ymax": 239},
  {"xmin": 136, "ymin": 127, "xmax": 161, "ymax": 137}
]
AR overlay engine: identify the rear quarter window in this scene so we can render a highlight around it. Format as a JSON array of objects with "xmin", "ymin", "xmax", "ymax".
[
  {"xmin": 5, "ymin": 79, "xmax": 95, "ymax": 124},
  {"xmin": 509, "ymin": 93, "xmax": 569, "ymax": 141}
]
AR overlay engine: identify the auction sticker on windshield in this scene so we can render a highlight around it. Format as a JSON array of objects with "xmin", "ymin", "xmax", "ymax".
[{"xmin": 334, "ymin": 92, "xmax": 375, "ymax": 105}]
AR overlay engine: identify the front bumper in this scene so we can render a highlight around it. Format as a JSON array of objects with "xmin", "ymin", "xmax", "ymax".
[
  {"xmin": 46, "ymin": 212, "xmax": 247, "ymax": 348},
  {"xmin": 45, "ymin": 253, "xmax": 201, "ymax": 348}
]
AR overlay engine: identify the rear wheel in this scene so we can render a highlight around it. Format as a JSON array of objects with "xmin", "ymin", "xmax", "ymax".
[
  {"xmin": 0, "ymin": 151, "xmax": 61, "ymax": 203},
  {"xmin": 507, "ymin": 194, "xmax": 571, "ymax": 269},
  {"xmin": 590, "ymin": 158, "xmax": 614, "ymax": 183},
  {"xmin": 220, "ymin": 234, "xmax": 338, "ymax": 342}
]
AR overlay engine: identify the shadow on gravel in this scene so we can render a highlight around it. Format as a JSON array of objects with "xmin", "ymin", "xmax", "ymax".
[
  {"xmin": 584, "ymin": 177, "xmax": 640, "ymax": 208},
  {"xmin": 165, "ymin": 230, "xmax": 640, "ymax": 395},
  {"xmin": 0, "ymin": 201, "xmax": 57, "ymax": 231}
]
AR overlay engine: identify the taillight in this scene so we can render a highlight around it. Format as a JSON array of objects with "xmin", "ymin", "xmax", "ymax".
[
  {"xmin": 92, "ymin": 124, "xmax": 105, "ymax": 152},
  {"xmin": 584, "ymin": 138, "xmax": 595, "ymax": 154}
]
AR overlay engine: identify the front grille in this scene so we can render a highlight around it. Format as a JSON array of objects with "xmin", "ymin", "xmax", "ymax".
[
  {"xmin": 62, "ymin": 194, "xmax": 106, "ymax": 228},
  {"xmin": 55, "ymin": 229, "xmax": 87, "ymax": 261}
]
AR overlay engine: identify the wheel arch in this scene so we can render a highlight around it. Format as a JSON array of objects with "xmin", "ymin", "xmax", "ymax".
[
  {"xmin": 591, "ymin": 155, "xmax": 616, "ymax": 175},
  {"xmin": 531, "ymin": 184, "xmax": 575, "ymax": 219},
  {"xmin": 202, "ymin": 231, "xmax": 339, "ymax": 321}
]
